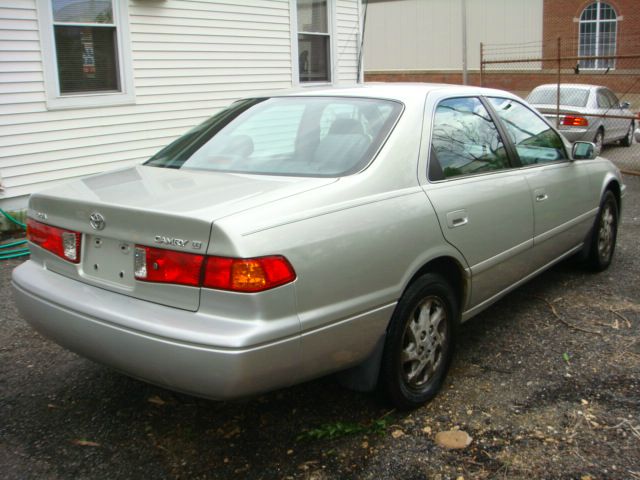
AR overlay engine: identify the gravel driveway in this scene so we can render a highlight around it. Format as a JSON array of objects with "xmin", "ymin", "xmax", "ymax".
[{"xmin": 1, "ymin": 175, "xmax": 638, "ymax": 480}]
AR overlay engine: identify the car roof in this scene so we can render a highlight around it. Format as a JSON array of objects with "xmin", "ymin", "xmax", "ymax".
[{"xmin": 245, "ymin": 83, "xmax": 521, "ymax": 104}]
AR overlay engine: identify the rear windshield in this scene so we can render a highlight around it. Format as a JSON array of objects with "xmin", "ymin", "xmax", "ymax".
[
  {"xmin": 145, "ymin": 96, "xmax": 402, "ymax": 177},
  {"xmin": 526, "ymin": 87, "xmax": 589, "ymax": 107}
]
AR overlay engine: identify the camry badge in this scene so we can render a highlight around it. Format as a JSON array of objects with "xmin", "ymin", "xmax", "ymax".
[{"xmin": 89, "ymin": 212, "xmax": 106, "ymax": 230}]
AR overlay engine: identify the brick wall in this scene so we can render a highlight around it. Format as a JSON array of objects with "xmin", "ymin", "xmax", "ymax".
[
  {"xmin": 543, "ymin": 0, "xmax": 640, "ymax": 69},
  {"xmin": 365, "ymin": 69, "xmax": 639, "ymax": 98},
  {"xmin": 366, "ymin": 0, "xmax": 640, "ymax": 96}
]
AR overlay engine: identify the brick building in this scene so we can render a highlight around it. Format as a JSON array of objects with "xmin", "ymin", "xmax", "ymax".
[
  {"xmin": 364, "ymin": 0, "xmax": 640, "ymax": 96},
  {"xmin": 543, "ymin": 0, "xmax": 640, "ymax": 67}
]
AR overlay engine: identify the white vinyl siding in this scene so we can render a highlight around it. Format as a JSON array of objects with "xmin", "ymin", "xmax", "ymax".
[
  {"xmin": 335, "ymin": 0, "xmax": 360, "ymax": 82},
  {"xmin": 0, "ymin": 0, "xmax": 361, "ymax": 208}
]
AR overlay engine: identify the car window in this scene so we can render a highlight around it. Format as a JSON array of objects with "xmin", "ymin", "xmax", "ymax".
[
  {"xmin": 604, "ymin": 89, "xmax": 620, "ymax": 108},
  {"xmin": 145, "ymin": 97, "xmax": 402, "ymax": 177},
  {"xmin": 429, "ymin": 97, "xmax": 510, "ymax": 181},
  {"xmin": 526, "ymin": 87, "xmax": 589, "ymax": 108},
  {"xmin": 597, "ymin": 90, "xmax": 612, "ymax": 109},
  {"xmin": 488, "ymin": 97, "xmax": 567, "ymax": 166}
]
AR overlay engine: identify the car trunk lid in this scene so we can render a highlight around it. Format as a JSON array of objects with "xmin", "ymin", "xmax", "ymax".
[
  {"xmin": 28, "ymin": 166, "xmax": 336, "ymax": 311},
  {"xmin": 530, "ymin": 105, "xmax": 586, "ymax": 126}
]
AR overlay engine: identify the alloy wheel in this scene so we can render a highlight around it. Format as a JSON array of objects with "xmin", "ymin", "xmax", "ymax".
[{"xmin": 401, "ymin": 296, "xmax": 447, "ymax": 388}]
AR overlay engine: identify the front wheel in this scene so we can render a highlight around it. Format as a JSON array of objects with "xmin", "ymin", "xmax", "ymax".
[
  {"xmin": 586, "ymin": 190, "xmax": 619, "ymax": 271},
  {"xmin": 378, "ymin": 274, "xmax": 457, "ymax": 410}
]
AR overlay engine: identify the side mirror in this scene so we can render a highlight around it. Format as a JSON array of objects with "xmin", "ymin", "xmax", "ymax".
[
  {"xmin": 572, "ymin": 141, "xmax": 596, "ymax": 160},
  {"xmin": 620, "ymin": 101, "xmax": 631, "ymax": 109}
]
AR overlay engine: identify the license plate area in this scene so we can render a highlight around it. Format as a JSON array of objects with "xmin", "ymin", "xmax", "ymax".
[{"xmin": 83, "ymin": 235, "xmax": 135, "ymax": 288}]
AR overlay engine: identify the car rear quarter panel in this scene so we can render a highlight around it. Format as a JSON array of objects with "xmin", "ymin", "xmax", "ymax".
[{"xmin": 207, "ymin": 99, "xmax": 470, "ymax": 379}]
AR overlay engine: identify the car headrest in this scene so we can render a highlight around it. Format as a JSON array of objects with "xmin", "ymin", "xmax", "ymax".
[{"xmin": 328, "ymin": 118, "xmax": 364, "ymax": 135}]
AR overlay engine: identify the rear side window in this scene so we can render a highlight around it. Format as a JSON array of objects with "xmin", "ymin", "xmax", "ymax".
[
  {"xmin": 429, "ymin": 97, "xmax": 510, "ymax": 181},
  {"xmin": 488, "ymin": 97, "xmax": 567, "ymax": 165}
]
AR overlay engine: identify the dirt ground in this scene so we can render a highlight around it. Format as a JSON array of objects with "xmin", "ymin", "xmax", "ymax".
[{"xmin": 1, "ymin": 175, "xmax": 638, "ymax": 480}]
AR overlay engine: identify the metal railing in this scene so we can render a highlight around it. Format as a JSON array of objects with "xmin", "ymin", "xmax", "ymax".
[{"xmin": 480, "ymin": 37, "xmax": 640, "ymax": 175}]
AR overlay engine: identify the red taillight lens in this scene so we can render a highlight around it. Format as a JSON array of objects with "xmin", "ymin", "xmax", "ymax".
[
  {"xmin": 134, "ymin": 245, "xmax": 296, "ymax": 291},
  {"xmin": 204, "ymin": 255, "xmax": 296, "ymax": 292},
  {"xmin": 562, "ymin": 115, "xmax": 589, "ymax": 127},
  {"xmin": 134, "ymin": 245, "xmax": 204, "ymax": 287},
  {"xmin": 27, "ymin": 218, "xmax": 81, "ymax": 263}
]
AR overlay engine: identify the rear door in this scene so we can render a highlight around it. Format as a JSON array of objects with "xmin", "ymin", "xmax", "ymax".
[
  {"xmin": 603, "ymin": 88, "xmax": 629, "ymax": 140},
  {"xmin": 420, "ymin": 95, "xmax": 534, "ymax": 310},
  {"xmin": 486, "ymin": 97, "xmax": 594, "ymax": 265}
]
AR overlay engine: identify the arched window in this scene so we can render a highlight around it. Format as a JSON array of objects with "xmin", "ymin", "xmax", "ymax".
[{"xmin": 579, "ymin": 1, "xmax": 617, "ymax": 69}]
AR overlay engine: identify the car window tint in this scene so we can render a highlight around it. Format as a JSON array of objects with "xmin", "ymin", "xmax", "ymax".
[
  {"xmin": 526, "ymin": 87, "xmax": 589, "ymax": 108},
  {"xmin": 605, "ymin": 89, "xmax": 620, "ymax": 108},
  {"xmin": 597, "ymin": 91, "xmax": 612, "ymax": 108},
  {"xmin": 147, "ymin": 97, "xmax": 402, "ymax": 177},
  {"xmin": 488, "ymin": 97, "xmax": 567, "ymax": 165},
  {"xmin": 430, "ymin": 97, "xmax": 510, "ymax": 180}
]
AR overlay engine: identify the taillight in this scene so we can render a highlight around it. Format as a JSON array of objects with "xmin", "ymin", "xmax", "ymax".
[
  {"xmin": 562, "ymin": 115, "xmax": 589, "ymax": 127},
  {"xmin": 27, "ymin": 218, "xmax": 81, "ymax": 263},
  {"xmin": 134, "ymin": 245, "xmax": 204, "ymax": 287},
  {"xmin": 133, "ymin": 245, "xmax": 296, "ymax": 292},
  {"xmin": 203, "ymin": 256, "xmax": 297, "ymax": 292}
]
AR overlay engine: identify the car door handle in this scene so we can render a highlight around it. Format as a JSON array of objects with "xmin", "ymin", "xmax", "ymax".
[
  {"xmin": 536, "ymin": 193, "xmax": 548, "ymax": 202},
  {"xmin": 446, "ymin": 209, "xmax": 468, "ymax": 228}
]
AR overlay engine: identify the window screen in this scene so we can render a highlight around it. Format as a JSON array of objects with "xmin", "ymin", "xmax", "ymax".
[
  {"xmin": 51, "ymin": 0, "xmax": 120, "ymax": 94},
  {"xmin": 297, "ymin": 0, "xmax": 330, "ymax": 83}
]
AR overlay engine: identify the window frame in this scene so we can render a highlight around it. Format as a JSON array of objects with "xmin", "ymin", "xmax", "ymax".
[
  {"xmin": 290, "ymin": 0, "xmax": 335, "ymax": 87},
  {"xmin": 578, "ymin": 1, "xmax": 618, "ymax": 71},
  {"xmin": 37, "ymin": 0, "xmax": 135, "ymax": 110}
]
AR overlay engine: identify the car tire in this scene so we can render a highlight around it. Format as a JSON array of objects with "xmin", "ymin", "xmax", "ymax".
[
  {"xmin": 621, "ymin": 122, "xmax": 634, "ymax": 147},
  {"xmin": 593, "ymin": 129, "xmax": 604, "ymax": 155},
  {"xmin": 586, "ymin": 190, "xmax": 618, "ymax": 272},
  {"xmin": 378, "ymin": 273, "xmax": 457, "ymax": 410}
]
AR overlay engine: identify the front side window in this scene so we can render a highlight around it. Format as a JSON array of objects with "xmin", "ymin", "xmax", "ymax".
[
  {"xmin": 37, "ymin": 0, "xmax": 134, "ymax": 108},
  {"xmin": 488, "ymin": 98, "xmax": 567, "ymax": 166},
  {"xmin": 429, "ymin": 97, "xmax": 510, "ymax": 181},
  {"xmin": 597, "ymin": 90, "xmax": 613, "ymax": 109},
  {"xmin": 297, "ymin": 0, "xmax": 331, "ymax": 83},
  {"xmin": 578, "ymin": 1, "xmax": 617, "ymax": 70},
  {"xmin": 146, "ymin": 97, "xmax": 402, "ymax": 177}
]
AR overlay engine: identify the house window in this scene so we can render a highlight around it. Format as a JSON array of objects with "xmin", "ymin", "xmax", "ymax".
[
  {"xmin": 37, "ymin": 0, "xmax": 135, "ymax": 109},
  {"xmin": 578, "ymin": 1, "xmax": 617, "ymax": 70},
  {"xmin": 296, "ymin": 0, "xmax": 331, "ymax": 83}
]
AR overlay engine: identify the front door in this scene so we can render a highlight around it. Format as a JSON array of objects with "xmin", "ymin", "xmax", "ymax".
[
  {"xmin": 421, "ymin": 95, "xmax": 534, "ymax": 311},
  {"xmin": 487, "ymin": 97, "xmax": 594, "ymax": 264}
]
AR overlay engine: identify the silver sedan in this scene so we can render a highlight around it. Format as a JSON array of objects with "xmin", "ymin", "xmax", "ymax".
[
  {"xmin": 526, "ymin": 83, "xmax": 635, "ymax": 153},
  {"xmin": 13, "ymin": 84, "xmax": 624, "ymax": 409}
]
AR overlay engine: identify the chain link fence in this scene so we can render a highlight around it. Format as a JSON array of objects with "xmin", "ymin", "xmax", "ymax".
[{"xmin": 480, "ymin": 36, "xmax": 640, "ymax": 175}]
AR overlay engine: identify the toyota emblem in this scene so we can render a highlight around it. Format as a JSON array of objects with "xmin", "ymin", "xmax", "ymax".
[{"xmin": 89, "ymin": 212, "xmax": 106, "ymax": 230}]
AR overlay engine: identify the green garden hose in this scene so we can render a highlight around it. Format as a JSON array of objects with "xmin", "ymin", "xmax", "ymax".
[{"xmin": 0, "ymin": 207, "xmax": 29, "ymax": 260}]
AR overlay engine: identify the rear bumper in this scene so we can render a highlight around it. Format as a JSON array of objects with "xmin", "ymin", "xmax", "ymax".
[{"xmin": 12, "ymin": 261, "xmax": 301, "ymax": 399}]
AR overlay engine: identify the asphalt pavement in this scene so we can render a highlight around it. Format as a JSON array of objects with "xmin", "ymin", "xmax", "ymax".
[{"xmin": 1, "ymin": 174, "xmax": 639, "ymax": 480}]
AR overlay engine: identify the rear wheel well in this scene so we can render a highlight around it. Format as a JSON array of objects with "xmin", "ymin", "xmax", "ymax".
[{"xmin": 407, "ymin": 257, "xmax": 466, "ymax": 315}]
